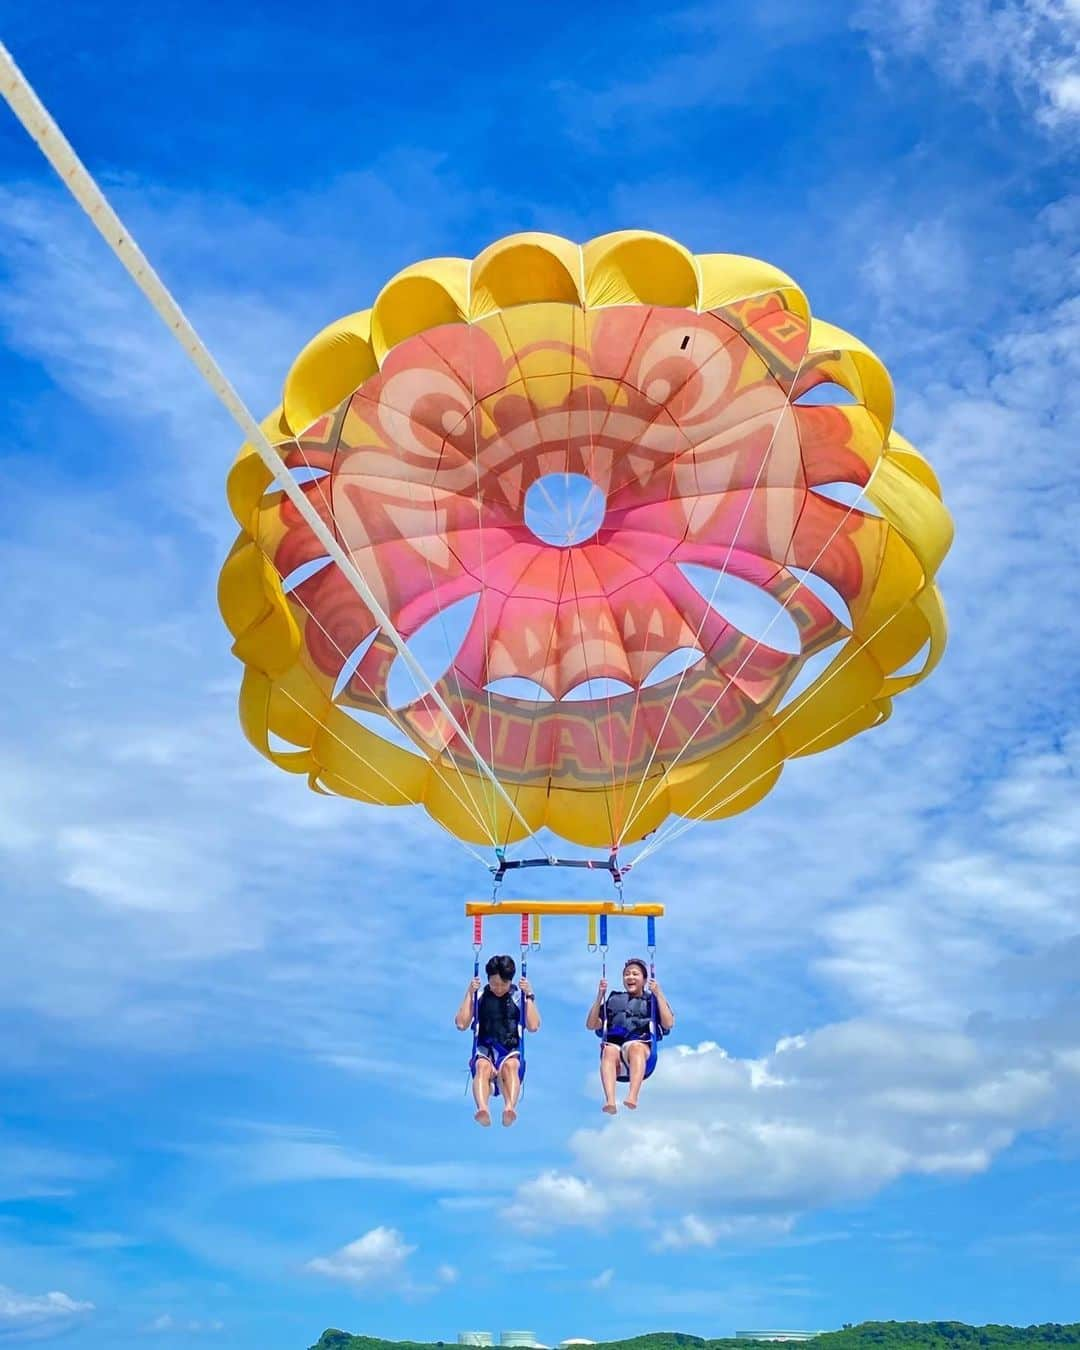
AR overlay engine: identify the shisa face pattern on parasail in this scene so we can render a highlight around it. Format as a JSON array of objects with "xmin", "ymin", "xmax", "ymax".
[
  {"xmin": 220, "ymin": 232, "xmax": 950, "ymax": 846},
  {"xmin": 274, "ymin": 300, "xmax": 878, "ymax": 787}
]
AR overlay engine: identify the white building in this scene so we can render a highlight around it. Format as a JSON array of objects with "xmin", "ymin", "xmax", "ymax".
[
  {"xmin": 455, "ymin": 1331, "xmax": 550, "ymax": 1349},
  {"xmin": 735, "ymin": 1333, "xmax": 824, "ymax": 1343}
]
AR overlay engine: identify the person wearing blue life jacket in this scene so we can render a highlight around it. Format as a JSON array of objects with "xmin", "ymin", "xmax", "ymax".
[
  {"xmin": 586, "ymin": 957, "xmax": 675, "ymax": 1114},
  {"xmin": 455, "ymin": 953, "xmax": 540, "ymax": 1128}
]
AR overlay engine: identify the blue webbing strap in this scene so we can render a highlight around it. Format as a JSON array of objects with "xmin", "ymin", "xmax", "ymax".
[
  {"xmin": 599, "ymin": 914, "xmax": 609, "ymax": 1042},
  {"xmin": 468, "ymin": 948, "xmax": 480, "ymax": 1083},
  {"xmin": 468, "ymin": 914, "xmax": 483, "ymax": 1086},
  {"xmin": 518, "ymin": 949, "xmax": 528, "ymax": 1092},
  {"xmin": 644, "ymin": 987, "xmax": 659, "ymax": 1079},
  {"xmin": 646, "ymin": 912, "xmax": 659, "ymax": 1079}
]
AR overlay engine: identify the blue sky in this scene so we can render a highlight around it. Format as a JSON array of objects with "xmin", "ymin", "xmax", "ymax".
[{"xmin": 1, "ymin": 2, "xmax": 1079, "ymax": 1347}]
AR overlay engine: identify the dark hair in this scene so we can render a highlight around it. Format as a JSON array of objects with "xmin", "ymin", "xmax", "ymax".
[
  {"xmin": 485, "ymin": 953, "xmax": 516, "ymax": 981},
  {"xmin": 623, "ymin": 957, "xmax": 648, "ymax": 980}
]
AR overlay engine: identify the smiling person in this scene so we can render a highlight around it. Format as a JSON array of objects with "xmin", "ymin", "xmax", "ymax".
[
  {"xmin": 455, "ymin": 954, "xmax": 540, "ymax": 1128},
  {"xmin": 586, "ymin": 957, "xmax": 674, "ymax": 1114}
]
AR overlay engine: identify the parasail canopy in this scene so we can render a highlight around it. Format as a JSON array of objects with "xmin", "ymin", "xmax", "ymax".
[{"xmin": 219, "ymin": 231, "xmax": 951, "ymax": 853}]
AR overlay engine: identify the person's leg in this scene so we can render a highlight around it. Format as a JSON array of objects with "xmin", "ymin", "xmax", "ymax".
[
  {"xmin": 600, "ymin": 1043, "xmax": 621, "ymax": 1113},
  {"xmin": 624, "ymin": 1041, "xmax": 648, "ymax": 1108},
  {"xmin": 473, "ymin": 1058, "xmax": 495, "ymax": 1125},
  {"xmin": 498, "ymin": 1053, "xmax": 521, "ymax": 1126}
]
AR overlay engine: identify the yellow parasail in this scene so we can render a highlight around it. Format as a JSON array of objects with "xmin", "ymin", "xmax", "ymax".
[{"xmin": 218, "ymin": 231, "xmax": 951, "ymax": 851}]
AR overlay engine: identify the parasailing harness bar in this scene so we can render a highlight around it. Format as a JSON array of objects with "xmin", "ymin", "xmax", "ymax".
[
  {"xmin": 489, "ymin": 849, "xmax": 631, "ymax": 889},
  {"xmin": 465, "ymin": 901, "xmax": 664, "ymax": 918}
]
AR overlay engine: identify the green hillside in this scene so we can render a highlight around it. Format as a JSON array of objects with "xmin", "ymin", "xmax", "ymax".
[{"xmin": 310, "ymin": 1325, "xmax": 1080, "ymax": 1350}]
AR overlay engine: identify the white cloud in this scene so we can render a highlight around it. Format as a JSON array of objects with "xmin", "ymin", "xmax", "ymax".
[
  {"xmin": 488, "ymin": 1243, "xmax": 567, "ymax": 1275},
  {"xmin": 655, "ymin": 1213, "xmax": 795, "ymax": 1250},
  {"xmin": 0, "ymin": 1285, "xmax": 93, "ymax": 1342},
  {"xmin": 66, "ymin": 1230, "xmax": 138, "ymax": 1251},
  {"xmin": 0, "ymin": 459, "xmax": 473, "ymax": 1057},
  {"xmin": 550, "ymin": 6, "xmax": 847, "ymax": 143},
  {"xmin": 58, "ymin": 824, "xmax": 229, "ymax": 914},
  {"xmin": 854, "ymin": 0, "xmax": 1080, "ymax": 129},
  {"xmin": 217, "ymin": 1122, "xmax": 494, "ymax": 1193},
  {"xmin": 0, "ymin": 158, "xmax": 508, "ymax": 536},
  {"xmin": 1049, "ymin": 69, "xmax": 1080, "ymax": 114},
  {"xmin": 142, "ymin": 1312, "xmax": 225, "ymax": 1335},
  {"xmin": 816, "ymin": 730, "xmax": 1080, "ymax": 1021},
  {"xmin": 306, "ymin": 1226, "xmax": 415, "ymax": 1290},
  {"xmin": 0, "ymin": 1136, "xmax": 107, "ymax": 1202},
  {"xmin": 589, "ymin": 1267, "xmax": 614, "ymax": 1290},
  {"xmin": 517, "ymin": 1014, "xmax": 1080, "ymax": 1236},
  {"xmin": 512, "ymin": 1172, "xmax": 610, "ymax": 1232},
  {"xmin": 435, "ymin": 1264, "xmax": 459, "ymax": 1285},
  {"xmin": 860, "ymin": 218, "xmax": 971, "ymax": 312}
]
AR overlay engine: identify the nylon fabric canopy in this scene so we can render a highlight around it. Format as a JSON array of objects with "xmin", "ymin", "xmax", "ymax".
[{"xmin": 219, "ymin": 230, "xmax": 951, "ymax": 850}]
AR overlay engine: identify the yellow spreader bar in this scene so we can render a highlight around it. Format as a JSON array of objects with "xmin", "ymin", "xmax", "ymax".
[{"xmin": 465, "ymin": 901, "xmax": 664, "ymax": 917}]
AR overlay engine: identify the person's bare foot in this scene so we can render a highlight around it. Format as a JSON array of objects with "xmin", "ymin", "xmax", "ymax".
[
  {"xmin": 602, "ymin": 1101, "xmax": 617, "ymax": 1114},
  {"xmin": 474, "ymin": 1108, "xmax": 491, "ymax": 1126},
  {"xmin": 502, "ymin": 1107, "xmax": 517, "ymax": 1127},
  {"xmin": 625, "ymin": 1097, "xmax": 638, "ymax": 1110}
]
